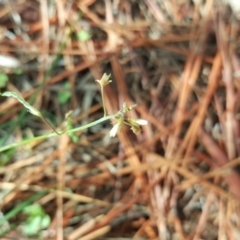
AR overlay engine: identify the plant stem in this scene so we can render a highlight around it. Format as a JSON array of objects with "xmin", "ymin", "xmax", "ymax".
[
  {"xmin": 0, "ymin": 114, "xmax": 116, "ymax": 153},
  {"xmin": 101, "ymin": 86, "xmax": 107, "ymax": 117},
  {"xmin": 41, "ymin": 117, "xmax": 62, "ymax": 135}
]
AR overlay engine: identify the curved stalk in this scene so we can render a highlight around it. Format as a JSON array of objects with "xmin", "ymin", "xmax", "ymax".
[{"xmin": 41, "ymin": 117, "xmax": 63, "ymax": 135}]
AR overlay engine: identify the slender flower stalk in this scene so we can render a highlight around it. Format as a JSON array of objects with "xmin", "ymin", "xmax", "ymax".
[
  {"xmin": 101, "ymin": 87, "xmax": 107, "ymax": 117},
  {"xmin": 96, "ymin": 73, "xmax": 112, "ymax": 117}
]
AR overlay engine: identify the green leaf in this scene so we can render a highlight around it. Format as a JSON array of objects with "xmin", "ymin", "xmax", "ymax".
[
  {"xmin": 0, "ymin": 149, "xmax": 15, "ymax": 166},
  {"xmin": 40, "ymin": 215, "xmax": 50, "ymax": 229},
  {"xmin": 57, "ymin": 82, "xmax": 71, "ymax": 104},
  {"xmin": 22, "ymin": 204, "xmax": 50, "ymax": 236},
  {"xmin": 23, "ymin": 204, "xmax": 44, "ymax": 216},
  {"xmin": 65, "ymin": 111, "xmax": 79, "ymax": 142},
  {"xmin": 22, "ymin": 215, "xmax": 50, "ymax": 236},
  {"xmin": 58, "ymin": 91, "xmax": 71, "ymax": 104},
  {"xmin": 0, "ymin": 91, "xmax": 42, "ymax": 117},
  {"xmin": 0, "ymin": 191, "xmax": 46, "ymax": 227},
  {"xmin": 0, "ymin": 73, "xmax": 8, "ymax": 88},
  {"xmin": 23, "ymin": 216, "xmax": 42, "ymax": 236},
  {"xmin": 77, "ymin": 30, "xmax": 91, "ymax": 42},
  {"xmin": 0, "ymin": 91, "xmax": 61, "ymax": 135}
]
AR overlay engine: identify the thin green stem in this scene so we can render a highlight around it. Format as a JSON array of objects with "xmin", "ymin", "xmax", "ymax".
[
  {"xmin": 0, "ymin": 114, "xmax": 116, "ymax": 153},
  {"xmin": 100, "ymin": 86, "xmax": 107, "ymax": 117},
  {"xmin": 41, "ymin": 117, "xmax": 62, "ymax": 135}
]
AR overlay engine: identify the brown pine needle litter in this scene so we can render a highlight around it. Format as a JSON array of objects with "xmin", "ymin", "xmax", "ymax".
[{"xmin": 1, "ymin": 1, "xmax": 240, "ymax": 240}]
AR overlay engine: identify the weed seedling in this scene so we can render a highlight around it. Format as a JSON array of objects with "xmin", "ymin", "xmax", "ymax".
[{"xmin": 0, "ymin": 73, "xmax": 148, "ymax": 152}]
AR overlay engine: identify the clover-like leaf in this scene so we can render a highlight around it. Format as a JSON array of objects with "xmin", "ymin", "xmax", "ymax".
[{"xmin": 22, "ymin": 204, "xmax": 51, "ymax": 236}]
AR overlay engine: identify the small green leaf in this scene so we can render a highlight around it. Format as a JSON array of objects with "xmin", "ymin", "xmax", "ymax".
[
  {"xmin": 57, "ymin": 82, "xmax": 71, "ymax": 104},
  {"xmin": 0, "ymin": 91, "xmax": 61, "ymax": 135},
  {"xmin": 23, "ymin": 204, "xmax": 44, "ymax": 216},
  {"xmin": 15, "ymin": 69, "xmax": 23, "ymax": 75},
  {"xmin": 65, "ymin": 111, "xmax": 79, "ymax": 142},
  {"xmin": 40, "ymin": 215, "xmax": 50, "ymax": 229},
  {"xmin": 22, "ymin": 215, "xmax": 50, "ymax": 236},
  {"xmin": 0, "ymin": 91, "xmax": 41, "ymax": 117},
  {"xmin": 58, "ymin": 91, "xmax": 71, "ymax": 104},
  {"xmin": 0, "ymin": 73, "xmax": 8, "ymax": 88},
  {"xmin": 23, "ymin": 216, "xmax": 42, "ymax": 236},
  {"xmin": 0, "ymin": 149, "xmax": 15, "ymax": 166},
  {"xmin": 22, "ymin": 204, "xmax": 51, "ymax": 236},
  {"xmin": 77, "ymin": 30, "xmax": 91, "ymax": 42}
]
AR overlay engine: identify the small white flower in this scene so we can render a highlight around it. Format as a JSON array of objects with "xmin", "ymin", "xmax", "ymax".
[
  {"xmin": 127, "ymin": 118, "xmax": 148, "ymax": 135},
  {"xmin": 127, "ymin": 118, "xmax": 148, "ymax": 126},
  {"xmin": 131, "ymin": 125, "xmax": 141, "ymax": 134},
  {"xmin": 122, "ymin": 103, "xmax": 137, "ymax": 113},
  {"xmin": 135, "ymin": 119, "xmax": 148, "ymax": 125},
  {"xmin": 96, "ymin": 73, "xmax": 112, "ymax": 87},
  {"xmin": 110, "ymin": 118, "xmax": 123, "ymax": 137}
]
